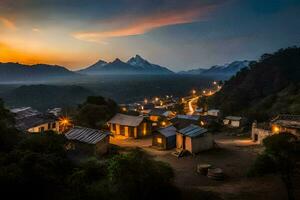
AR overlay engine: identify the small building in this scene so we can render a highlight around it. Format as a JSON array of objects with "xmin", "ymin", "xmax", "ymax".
[
  {"xmin": 170, "ymin": 115, "xmax": 200, "ymax": 130},
  {"xmin": 65, "ymin": 126, "xmax": 110, "ymax": 156},
  {"xmin": 152, "ymin": 126, "xmax": 177, "ymax": 150},
  {"xmin": 11, "ymin": 107, "xmax": 60, "ymax": 133},
  {"xmin": 270, "ymin": 114, "xmax": 300, "ymax": 137},
  {"xmin": 252, "ymin": 115, "xmax": 300, "ymax": 144},
  {"xmin": 176, "ymin": 124, "xmax": 214, "ymax": 154},
  {"xmin": 207, "ymin": 109, "xmax": 221, "ymax": 117},
  {"xmin": 108, "ymin": 113, "xmax": 151, "ymax": 138},
  {"xmin": 223, "ymin": 116, "xmax": 245, "ymax": 128},
  {"xmin": 149, "ymin": 108, "xmax": 168, "ymax": 121}
]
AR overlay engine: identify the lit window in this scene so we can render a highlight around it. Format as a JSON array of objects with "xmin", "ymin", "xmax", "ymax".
[{"xmin": 157, "ymin": 138, "xmax": 162, "ymax": 144}]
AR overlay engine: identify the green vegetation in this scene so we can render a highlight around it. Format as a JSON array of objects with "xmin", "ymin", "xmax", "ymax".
[
  {"xmin": 74, "ymin": 96, "xmax": 118, "ymax": 129},
  {"xmin": 0, "ymin": 98, "xmax": 179, "ymax": 200},
  {"xmin": 207, "ymin": 47, "xmax": 300, "ymax": 121},
  {"xmin": 248, "ymin": 133, "xmax": 299, "ymax": 200}
]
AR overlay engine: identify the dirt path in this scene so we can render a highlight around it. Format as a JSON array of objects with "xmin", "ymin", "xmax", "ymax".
[{"xmin": 110, "ymin": 134, "xmax": 289, "ymax": 200}]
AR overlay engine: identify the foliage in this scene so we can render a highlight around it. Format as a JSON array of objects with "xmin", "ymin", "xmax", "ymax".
[
  {"xmin": 75, "ymin": 96, "xmax": 118, "ymax": 129},
  {"xmin": 197, "ymin": 96, "xmax": 208, "ymax": 112},
  {"xmin": 208, "ymin": 47, "xmax": 300, "ymax": 121},
  {"xmin": 248, "ymin": 133, "xmax": 299, "ymax": 200},
  {"xmin": 107, "ymin": 148, "xmax": 179, "ymax": 200}
]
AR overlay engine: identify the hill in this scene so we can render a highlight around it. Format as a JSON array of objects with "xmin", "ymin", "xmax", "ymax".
[
  {"xmin": 0, "ymin": 62, "xmax": 79, "ymax": 83},
  {"xmin": 179, "ymin": 61, "xmax": 250, "ymax": 80},
  {"xmin": 207, "ymin": 47, "xmax": 300, "ymax": 121},
  {"xmin": 78, "ymin": 55, "xmax": 174, "ymax": 75},
  {"xmin": 3, "ymin": 85, "xmax": 93, "ymax": 110}
]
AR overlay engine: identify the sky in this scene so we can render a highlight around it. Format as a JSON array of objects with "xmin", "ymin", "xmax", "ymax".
[{"xmin": 0, "ymin": 0, "xmax": 300, "ymax": 71}]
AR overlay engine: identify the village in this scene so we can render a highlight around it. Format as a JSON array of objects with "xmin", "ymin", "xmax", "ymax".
[{"xmin": 8, "ymin": 80, "xmax": 300, "ymax": 199}]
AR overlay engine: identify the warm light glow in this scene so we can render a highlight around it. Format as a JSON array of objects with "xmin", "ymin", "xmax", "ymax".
[
  {"xmin": 161, "ymin": 121, "xmax": 166, "ymax": 126},
  {"xmin": 203, "ymin": 90, "xmax": 206, "ymax": 94},
  {"xmin": 144, "ymin": 99, "xmax": 148, "ymax": 104},
  {"xmin": 213, "ymin": 81, "xmax": 217, "ymax": 85},
  {"xmin": 273, "ymin": 126, "xmax": 280, "ymax": 133},
  {"xmin": 59, "ymin": 117, "xmax": 71, "ymax": 126},
  {"xmin": 157, "ymin": 137, "xmax": 162, "ymax": 144},
  {"xmin": 200, "ymin": 121, "xmax": 205, "ymax": 126},
  {"xmin": 192, "ymin": 90, "xmax": 196, "ymax": 94},
  {"xmin": 155, "ymin": 97, "xmax": 159, "ymax": 101},
  {"xmin": 122, "ymin": 107, "xmax": 127, "ymax": 111}
]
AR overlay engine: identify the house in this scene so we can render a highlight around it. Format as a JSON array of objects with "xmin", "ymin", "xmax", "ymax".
[
  {"xmin": 176, "ymin": 124, "xmax": 214, "ymax": 154},
  {"xmin": 152, "ymin": 126, "xmax": 177, "ymax": 150},
  {"xmin": 207, "ymin": 109, "xmax": 221, "ymax": 117},
  {"xmin": 11, "ymin": 107, "xmax": 60, "ymax": 133},
  {"xmin": 223, "ymin": 116, "xmax": 246, "ymax": 128},
  {"xmin": 270, "ymin": 114, "xmax": 300, "ymax": 137},
  {"xmin": 149, "ymin": 108, "xmax": 174, "ymax": 128},
  {"xmin": 251, "ymin": 115, "xmax": 300, "ymax": 144},
  {"xmin": 65, "ymin": 126, "xmax": 110, "ymax": 156},
  {"xmin": 170, "ymin": 115, "xmax": 200, "ymax": 129},
  {"xmin": 107, "ymin": 113, "xmax": 151, "ymax": 138}
]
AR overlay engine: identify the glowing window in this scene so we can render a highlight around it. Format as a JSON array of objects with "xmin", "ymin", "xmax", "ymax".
[{"xmin": 157, "ymin": 138, "xmax": 162, "ymax": 144}]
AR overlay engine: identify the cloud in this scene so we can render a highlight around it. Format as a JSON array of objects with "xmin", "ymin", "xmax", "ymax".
[
  {"xmin": 72, "ymin": 3, "xmax": 218, "ymax": 42},
  {"xmin": 0, "ymin": 17, "xmax": 17, "ymax": 30}
]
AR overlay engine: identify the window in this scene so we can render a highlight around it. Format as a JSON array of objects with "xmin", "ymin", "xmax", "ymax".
[
  {"xmin": 48, "ymin": 123, "xmax": 51, "ymax": 129},
  {"xmin": 52, "ymin": 123, "xmax": 56, "ymax": 129},
  {"xmin": 157, "ymin": 137, "xmax": 162, "ymax": 144}
]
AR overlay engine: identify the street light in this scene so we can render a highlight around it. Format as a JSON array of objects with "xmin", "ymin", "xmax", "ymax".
[{"xmin": 192, "ymin": 90, "xmax": 196, "ymax": 95}]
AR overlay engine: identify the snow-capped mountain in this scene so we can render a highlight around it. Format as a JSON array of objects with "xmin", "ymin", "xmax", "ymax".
[
  {"xmin": 127, "ymin": 55, "xmax": 173, "ymax": 74},
  {"xmin": 180, "ymin": 60, "xmax": 250, "ymax": 79},
  {"xmin": 78, "ymin": 55, "xmax": 174, "ymax": 75}
]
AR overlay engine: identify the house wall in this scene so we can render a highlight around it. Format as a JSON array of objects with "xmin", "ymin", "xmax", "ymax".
[
  {"xmin": 190, "ymin": 133, "xmax": 214, "ymax": 154},
  {"xmin": 109, "ymin": 122, "xmax": 151, "ymax": 139},
  {"xmin": 176, "ymin": 133, "xmax": 183, "ymax": 149},
  {"xmin": 28, "ymin": 121, "xmax": 60, "ymax": 133},
  {"xmin": 152, "ymin": 134, "xmax": 166, "ymax": 149},
  {"xmin": 166, "ymin": 135, "xmax": 176, "ymax": 149},
  {"xmin": 251, "ymin": 125, "xmax": 272, "ymax": 144},
  {"xmin": 231, "ymin": 120, "xmax": 240, "ymax": 127}
]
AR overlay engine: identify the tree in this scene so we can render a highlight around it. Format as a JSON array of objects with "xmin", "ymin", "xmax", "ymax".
[
  {"xmin": 249, "ymin": 133, "xmax": 299, "ymax": 200},
  {"xmin": 75, "ymin": 96, "xmax": 118, "ymax": 129}
]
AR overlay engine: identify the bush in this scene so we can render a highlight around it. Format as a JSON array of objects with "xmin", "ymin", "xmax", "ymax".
[{"xmin": 247, "ymin": 153, "xmax": 277, "ymax": 177}]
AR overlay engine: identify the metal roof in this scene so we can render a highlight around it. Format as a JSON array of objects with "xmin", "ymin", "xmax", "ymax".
[
  {"xmin": 178, "ymin": 124, "xmax": 208, "ymax": 138},
  {"xmin": 157, "ymin": 126, "xmax": 177, "ymax": 137},
  {"xmin": 108, "ymin": 113, "xmax": 144, "ymax": 127},
  {"xmin": 65, "ymin": 127, "xmax": 110, "ymax": 144},
  {"xmin": 271, "ymin": 114, "xmax": 300, "ymax": 129},
  {"xmin": 15, "ymin": 114, "xmax": 57, "ymax": 131},
  {"xmin": 176, "ymin": 115, "xmax": 200, "ymax": 121},
  {"xmin": 225, "ymin": 116, "xmax": 242, "ymax": 121}
]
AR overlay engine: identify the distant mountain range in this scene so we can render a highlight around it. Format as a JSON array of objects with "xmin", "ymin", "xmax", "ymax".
[
  {"xmin": 179, "ymin": 60, "xmax": 250, "ymax": 79},
  {"xmin": 0, "ymin": 56, "xmax": 250, "ymax": 83},
  {"xmin": 78, "ymin": 55, "xmax": 174, "ymax": 75},
  {"xmin": 0, "ymin": 62, "xmax": 78, "ymax": 82}
]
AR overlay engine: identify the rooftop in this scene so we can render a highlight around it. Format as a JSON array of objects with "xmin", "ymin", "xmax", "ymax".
[
  {"xmin": 178, "ymin": 124, "xmax": 208, "ymax": 138},
  {"xmin": 225, "ymin": 116, "xmax": 242, "ymax": 121},
  {"xmin": 65, "ymin": 126, "xmax": 110, "ymax": 144},
  {"xmin": 271, "ymin": 114, "xmax": 300, "ymax": 129},
  {"xmin": 157, "ymin": 126, "xmax": 177, "ymax": 137},
  {"xmin": 108, "ymin": 113, "xmax": 144, "ymax": 127}
]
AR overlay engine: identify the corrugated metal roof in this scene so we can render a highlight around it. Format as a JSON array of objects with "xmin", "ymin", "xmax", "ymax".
[
  {"xmin": 225, "ymin": 116, "xmax": 242, "ymax": 121},
  {"xmin": 271, "ymin": 114, "xmax": 300, "ymax": 129},
  {"xmin": 15, "ymin": 114, "xmax": 57, "ymax": 131},
  {"xmin": 158, "ymin": 126, "xmax": 177, "ymax": 137},
  {"xmin": 108, "ymin": 113, "xmax": 144, "ymax": 127},
  {"xmin": 177, "ymin": 115, "xmax": 200, "ymax": 121},
  {"xmin": 178, "ymin": 124, "xmax": 208, "ymax": 138},
  {"xmin": 65, "ymin": 127, "xmax": 110, "ymax": 144}
]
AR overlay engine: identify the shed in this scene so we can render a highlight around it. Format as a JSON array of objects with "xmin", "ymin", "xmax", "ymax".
[
  {"xmin": 152, "ymin": 126, "xmax": 177, "ymax": 150},
  {"xmin": 176, "ymin": 124, "xmax": 213, "ymax": 154},
  {"xmin": 207, "ymin": 109, "xmax": 221, "ymax": 117},
  {"xmin": 223, "ymin": 116, "xmax": 245, "ymax": 127},
  {"xmin": 170, "ymin": 115, "xmax": 200, "ymax": 130},
  {"xmin": 65, "ymin": 126, "xmax": 110, "ymax": 155},
  {"xmin": 107, "ymin": 113, "xmax": 151, "ymax": 138},
  {"xmin": 270, "ymin": 114, "xmax": 300, "ymax": 137}
]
